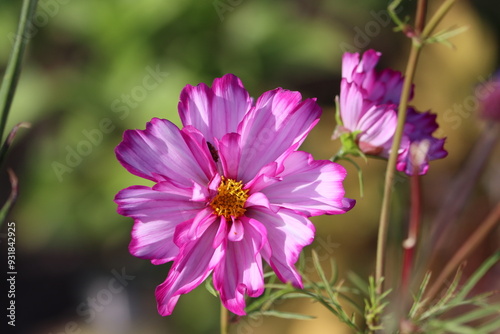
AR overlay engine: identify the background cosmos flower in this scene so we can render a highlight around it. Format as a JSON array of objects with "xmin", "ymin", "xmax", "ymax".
[
  {"xmin": 335, "ymin": 49, "xmax": 447, "ymax": 174},
  {"xmin": 476, "ymin": 72, "xmax": 500, "ymax": 122},
  {"xmin": 114, "ymin": 74, "xmax": 355, "ymax": 316}
]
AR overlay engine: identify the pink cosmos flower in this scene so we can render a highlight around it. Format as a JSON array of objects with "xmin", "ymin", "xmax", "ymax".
[
  {"xmin": 115, "ymin": 74, "xmax": 355, "ymax": 316},
  {"xmin": 341, "ymin": 49, "xmax": 407, "ymax": 105},
  {"xmin": 335, "ymin": 49, "xmax": 447, "ymax": 174}
]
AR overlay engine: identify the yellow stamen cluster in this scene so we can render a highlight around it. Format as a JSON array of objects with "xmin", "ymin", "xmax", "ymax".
[{"xmin": 210, "ymin": 177, "xmax": 249, "ymax": 219}]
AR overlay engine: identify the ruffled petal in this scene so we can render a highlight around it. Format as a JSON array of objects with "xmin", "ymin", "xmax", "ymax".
[
  {"xmin": 178, "ymin": 74, "xmax": 253, "ymax": 142},
  {"xmin": 246, "ymin": 206, "xmax": 314, "ymax": 287},
  {"xmin": 156, "ymin": 222, "xmax": 224, "ymax": 316},
  {"xmin": 115, "ymin": 118, "xmax": 215, "ymax": 185},
  {"xmin": 213, "ymin": 217, "xmax": 266, "ymax": 315},
  {"xmin": 396, "ymin": 108, "xmax": 448, "ymax": 175},
  {"xmin": 237, "ymin": 89, "xmax": 321, "ymax": 181},
  {"xmin": 187, "ymin": 208, "xmax": 218, "ymax": 241},
  {"xmin": 260, "ymin": 151, "xmax": 355, "ymax": 216},
  {"xmin": 245, "ymin": 192, "xmax": 271, "ymax": 210},
  {"xmin": 115, "ymin": 184, "xmax": 204, "ymax": 263},
  {"xmin": 243, "ymin": 162, "xmax": 280, "ymax": 193}
]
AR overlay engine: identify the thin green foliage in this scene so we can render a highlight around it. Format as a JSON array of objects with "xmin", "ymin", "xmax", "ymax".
[
  {"xmin": 365, "ymin": 277, "xmax": 391, "ymax": 332},
  {"xmin": 245, "ymin": 250, "xmax": 362, "ymax": 332},
  {"xmin": 239, "ymin": 248, "xmax": 499, "ymax": 334},
  {"xmin": 406, "ymin": 252, "xmax": 500, "ymax": 333},
  {"xmin": 258, "ymin": 310, "xmax": 315, "ymax": 320},
  {"xmin": 0, "ymin": 0, "xmax": 38, "ymax": 229}
]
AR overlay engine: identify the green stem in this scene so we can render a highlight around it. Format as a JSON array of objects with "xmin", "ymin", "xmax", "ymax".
[
  {"xmin": 415, "ymin": 0, "xmax": 428, "ymax": 33},
  {"xmin": 375, "ymin": 42, "xmax": 422, "ymax": 294},
  {"xmin": 375, "ymin": 0, "xmax": 457, "ymax": 295},
  {"xmin": 0, "ymin": 0, "xmax": 38, "ymax": 143},
  {"xmin": 220, "ymin": 302, "xmax": 229, "ymax": 334}
]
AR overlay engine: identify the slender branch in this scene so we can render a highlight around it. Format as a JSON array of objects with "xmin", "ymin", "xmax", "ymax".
[
  {"xmin": 421, "ymin": 0, "xmax": 457, "ymax": 39},
  {"xmin": 425, "ymin": 202, "xmax": 500, "ymax": 303},
  {"xmin": 0, "ymin": 0, "xmax": 38, "ymax": 142},
  {"xmin": 376, "ymin": 0, "xmax": 458, "ymax": 295},
  {"xmin": 415, "ymin": 0, "xmax": 428, "ymax": 33},
  {"xmin": 375, "ymin": 42, "xmax": 422, "ymax": 294}
]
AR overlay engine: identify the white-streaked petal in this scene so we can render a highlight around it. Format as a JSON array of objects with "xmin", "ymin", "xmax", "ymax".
[
  {"xmin": 115, "ymin": 118, "xmax": 215, "ymax": 185},
  {"xmin": 260, "ymin": 151, "xmax": 355, "ymax": 216},
  {"xmin": 156, "ymin": 222, "xmax": 224, "ymax": 316},
  {"xmin": 237, "ymin": 89, "xmax": 321, "ymax": 181},
  {"xmin": 178, "ymin": 74, "xmax": 253, "ymax": 141},
  {"xmin": 246, "ymin": 206, "xmax": 314, "ymax": 288},
  {"xmin": 213, "ymin": 217, "xmax": 266, "ymax": 315},
  {"xmin": 115, "ymin": 184, "xmax": 204, "ymax": 263}
]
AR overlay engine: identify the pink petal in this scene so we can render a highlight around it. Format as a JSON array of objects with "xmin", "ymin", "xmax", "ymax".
[
  {"xmin": 357, "ymin": 104, "xmax": 397, "ymax": 149},
  {"xmin": 237, "ymin": 89, "xmax": 321, "ymax": 181},
  {"xmin": 339, "ymin": 80, "xmax": 365, "ymax": 131},
  {"xmin": 228, "ymin": 218, "xmax": 244, "ymax": 242},
  {"xmin": 187, "ymin": 208, "xmax": 218, "ymax": 241},
  {"xmin": 213, "ymin": 216, "xmax": 228, "ymax": 248},
  {"xmin": 213, "ymin": 217, "xmax": 266, "ymax": 315},
  {"xmin": 218, "ymin": 133, "xmax": 241, "ymax": 180},
  {"xmin": 245, "ymin": 192, "xmax": 271, "ymax": 210},
  {"xmin": 115, "ymin": 184, "xmax": 204, "ymax": 263},
  {"xmin": 178, "ymin": 74, "xmax": 253, "ymax": 142},
  {"xmin": 341, "ymin": 51, "xmax": 360, "ymax": 82},
  {"xmin": 247, "ymin": 206, "xmax": 315, "ymax": 287},
  {"xmin": 115, "ymin": 118, "xmax": 215, "ymax": 185},
  {"xmin": 357, "ymin": 49, "xmax": 381, "ymax": 75},
  {"xmin": 243, "ymin": 162, "xmax": 281, "ymax": 193},
  {"xmin": 156, "ymin": 222, "xmax": 224, "ymax": 316},
  {"xmin": 260, "ymin": 151, "xmax": 355, "ymax": 216},
  {"xmin": 345, "ymin": 49, "xmax": 381, "ymax": 87}
]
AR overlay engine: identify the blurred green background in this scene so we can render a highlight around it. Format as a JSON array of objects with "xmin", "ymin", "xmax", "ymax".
[{"xmin": 1, "ymin": 0, "xmax": 499, "ymax": 333}]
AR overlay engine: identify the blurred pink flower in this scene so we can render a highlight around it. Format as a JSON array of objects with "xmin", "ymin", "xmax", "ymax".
[
  {"xmin": 115, "ymin": 74, "xmax": 355, "ymax": 316},
  {"xmin": 476, "ymin": 74, "xmax": 500, "ymax": 122},
  {"xmin": 335, "ymin": 49, "xmax": 447, "ymax": 174}
]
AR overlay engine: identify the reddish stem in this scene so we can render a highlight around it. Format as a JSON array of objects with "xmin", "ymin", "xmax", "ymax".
[{"xmin": 401, "ymin": 174, "xmax": 421, "ymax": 292}]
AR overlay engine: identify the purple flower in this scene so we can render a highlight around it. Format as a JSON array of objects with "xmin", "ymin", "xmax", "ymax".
[
  {"xmin": 335, "ymin": 49, "xmax": 447, "ymax": 174},
  {"xmin": 115, "ymin": 74, "xmax": 355, "ymax": 316},
  {"xmin": 396, "ymin": 108, "xmax": 447, "ymax": 175}
]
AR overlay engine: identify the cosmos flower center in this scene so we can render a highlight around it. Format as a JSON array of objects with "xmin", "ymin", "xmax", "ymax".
[{"xmin": 210, "ymin": 177, "xmax": 249, "ymax": 219}]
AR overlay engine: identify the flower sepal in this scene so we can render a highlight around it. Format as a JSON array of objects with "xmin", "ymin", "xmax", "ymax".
[{"xmin": 334, "ymin": 128, "xmax": 367, "ymax": 162}]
